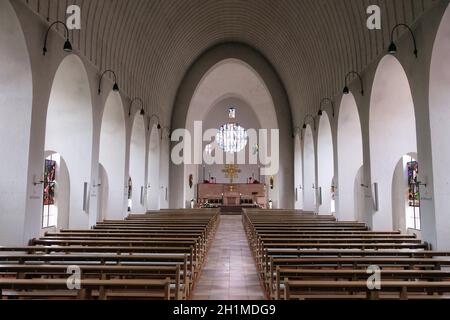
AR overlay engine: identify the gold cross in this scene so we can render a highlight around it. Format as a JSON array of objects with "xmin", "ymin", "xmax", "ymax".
[{"xmin": 222, "ymin": 165, "xmax": 241, "ymax": 184}]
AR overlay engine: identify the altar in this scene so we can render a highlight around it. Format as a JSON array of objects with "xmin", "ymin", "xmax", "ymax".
[{"xmin": 197, "ymin": 183, "xmax": 267, "ymax": 208}]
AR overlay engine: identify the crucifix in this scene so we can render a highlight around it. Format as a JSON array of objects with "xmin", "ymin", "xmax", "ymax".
[{"xmin": 222, "ymin": 165, "xmax": 241, "ymax": 184}]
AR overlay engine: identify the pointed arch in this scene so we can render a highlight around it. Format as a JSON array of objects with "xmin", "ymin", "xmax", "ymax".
[
  {"xmin": 429, "ymin": 3, "xmax": 450, "ymax": 249},
  {"xmin": 337, "ymin": 93, "xmax": 363, "ymax": 221},
  {"xmin": 370, "ymin": 55, "xmax": 417, "ymax": 231},
  {"xmin": 45, "ymin": 54, "xmax": 93, "ymax": 229},
  {"xmin": 0, "ymin": 0, "xmax": 33, "ymax": 245},
  {"xmin": 147, "ymin": 124, "xmax": 161, "ymax": 210},
  {"xmin": 303, "ymin": 125, "xmax": 316, "ymax": 212},
  {"xmin": 317, "ymin": 112, "xmax": 334, "ymax": 214},
  {"xmin": 129, "ymin": 114, "xmax": 146, "ymax": 213},
  {"xmin": 294, "ymin": 134, "xmax": 304, "ymax": 210},
  {"xmin": 99, "ymin": 91, "xmax": 126, "ymax": 220}
]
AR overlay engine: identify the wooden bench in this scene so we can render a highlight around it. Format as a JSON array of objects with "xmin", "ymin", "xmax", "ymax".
[
  {"xmin": 273, "ymin": 268, "xmax": 450, "ymax": 300},
  {"xmin": 0, "ymin": 264, "xmax": 185, "ymax": 299},
  {"xmin": 284, "ymin": 279, "xmax": 450, "ymax": 300},
  {"xmin": 0, "ymin": 278, "xmax": 171, "ymax": 300}
]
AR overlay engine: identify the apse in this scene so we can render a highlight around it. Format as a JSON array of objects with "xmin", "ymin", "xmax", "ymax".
[
  {"xmin": 45, "ymin": 55, "xmax": 93, "ymax": 229},
  {"xmin": 429, "ymin": 3, "xmax": 450, "ymax": 249},
  {"xmin": 303, "ymin": 125, "xmax": 316, "ymax": 212},
  {"xmin": 337, "ymin": 93, "xmax": 363, "ymax": 221},
  {"xmin": 317, "ymin": 112, "xmax": 334, "ymax": 215},
  {"xmin": 0, "ymin": 0, "xmax": 33, "ymax": 245},
  {"xmin": 129, "ymin": 113, "xmax": 146, "ymax": 213},
  {"xmin": 294, "ymin": 135, "xmax": 304, "ymax": 210},
  {"xmin": 370, "ymin": 55, "xmax": 417, "ymax": 231},
  {"xmin": 147, "ymin": 124, "xmax": 161, "ymax": 210},
  {"xmin": 183, "ymin": 59, "xmax": 279, "ymax": 208},
  {"xmin": 99, "ymin": 91, "xmax": 126, "ymax": 220}
]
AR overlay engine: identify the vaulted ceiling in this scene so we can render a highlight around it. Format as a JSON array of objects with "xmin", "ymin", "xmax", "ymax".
[{"xmin": 23, "ymin": 0, "xmax": 438, "ymax": 126}]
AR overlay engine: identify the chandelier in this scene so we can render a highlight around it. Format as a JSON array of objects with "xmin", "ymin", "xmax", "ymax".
[{"xmin": 216, "ymin": 123, "xmax": 248, "ymax": 154}]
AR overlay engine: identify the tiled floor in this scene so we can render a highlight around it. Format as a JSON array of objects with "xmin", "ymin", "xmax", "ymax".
[{"xmin": 192, "ymin": 215, "xmax": 266, "ymax": 300}]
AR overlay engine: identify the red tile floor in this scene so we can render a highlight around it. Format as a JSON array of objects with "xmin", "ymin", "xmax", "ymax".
[{"xmin": 192, "ymin": 215, "xmax": 266, "ymax": 300}]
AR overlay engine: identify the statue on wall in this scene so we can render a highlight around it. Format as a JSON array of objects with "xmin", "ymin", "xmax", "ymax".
[{"xmin": 189, "ymin": 174, "xmax": 194, "ymax": 189}]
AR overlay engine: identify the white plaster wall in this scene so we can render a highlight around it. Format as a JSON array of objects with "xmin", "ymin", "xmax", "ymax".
[
  {"xmin": 0, "ymin": 0, "xmax": 33, "ymax": 245},
  {"xmin": 129, "ymin": 114, "xmax": 146, "ymax": 213},
  {"xmin": 294, "ymin": 135, "xmax": 304, "ymax": 210},
  {"xmin": 159, "ymin": 137, "xmax": 170, "ymax": 209},
  {"xmin": 147, "ymin": 125, "xmax": 161, "ymax": 210},
  {"xmin": 369, "ymin": 56, "xmax": 417, "ymax": 231},
  {"xmin": 429, "ymin": 2, "xmax": 450, "ymax": 249},
  {"xmin": 392, "ymin": 157, "xmax": 407, "ymax": 232},
  {"xmin": 55, "ymin": 155, "xmax": 70, "ymax": 230},
  {"xmin": 45, "ymin": 55, "xmax": 92, "ymax": 228},
  {"xmin": 317, "ymin": 112, "xmax": 334, "ymax": 214},
  {"xmin": 354, "ymin": 166, "xmax": 366, "ymax": 223},
  {"xmin": 337, "ymin": 93, "xmax": 363, "ymax": 221},
  {"xmin": 99, "ymin": 92, "xmax": 126, "ymax": 220},
  {"xmin": 303, "ymin": 125, "xmax": 316, "ymax": 212},
  {"xmin": 97, "ymin": 164, "xmax": 108, "ymax": 222}
]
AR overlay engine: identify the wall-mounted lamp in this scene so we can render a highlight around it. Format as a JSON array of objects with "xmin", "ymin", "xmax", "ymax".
[
  {"xmin": 148, "ymin": 114, "xmax": 162, "ymax": 131},
  {"xmin": 129, "ymin": 98, "xmax": 145, "ymax": 117},
  {"xmin": 388, "ymin": 24, "xmax": 418, "ymax": 58},
  {"xmin": 93, "ymin": 180, "xmax": 102, "ymax": 188},
  {"xmin": 98, "ymin": 70, "xmax": 119, "ymax": 95},
  {"xmin": 302, "ymin": 114, "xmax": 317, "ymax": 131},
  {"xmin": 43, "ymin": 21, "xmax": 72, "ymax": 56},
  {"xmin": 161, "ymin": 126, "xmax": 172, "ymax": 140},
  {"xmin": 318, "ymin": 98, "xmax": 335, "ymax": 118},
  {"xmin": 343, "ymin": 71, "xmax": 364, "ymax": 96}
]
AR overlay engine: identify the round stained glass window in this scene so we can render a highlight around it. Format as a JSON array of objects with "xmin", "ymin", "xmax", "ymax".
[{"xmin": 216, "ymin": 123, "xmax": 248, "ymax": 154}]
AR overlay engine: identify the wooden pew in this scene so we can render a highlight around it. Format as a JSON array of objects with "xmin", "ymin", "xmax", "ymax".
[
  {"xmin": 284, "ymin": 279, "xmax": 450, "ymax": 300},
  {"xmin": 242, "ymin": 209, "xmax": 450, "ymax": 300},
  {"xmin": 0, "ymin": 209, "xmax": 220, "ymax": 300},
  {"xmin": 0, "ymin": 264, "xmax": 184, "ymax": 300},
  {"xmin": 0, "ymin": 278, "xmax": 171, "ymax": 300},
  {"xmin": 273, "ymin": 268, "xmax": 450, "ymax": 300}
]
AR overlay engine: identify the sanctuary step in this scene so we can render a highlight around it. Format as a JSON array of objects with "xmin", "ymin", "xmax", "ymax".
[{"xmin": 220, "ymin": 206, "xmax": 244, "ymax": 214}]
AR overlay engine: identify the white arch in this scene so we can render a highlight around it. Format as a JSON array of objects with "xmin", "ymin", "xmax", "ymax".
[
  {"xmin": 99, "ymin": 92, "xmax": 126, "ymax": 220},
  {"xmin": 147, "ymin": 125, "xmax": 161, "ymax": 210},
  {"xmin": 317, "ymin": 112, "xmax": 334, "ymax": 215},
  {"xmin": 0, "ymin": 0, "xmax": 33, "ymax": 245},
  {"xmin": 294, "ymin": 135, "xmax": 304, "ymax": 210},
  {"xmin": 129, "ymin": 114, "xmax": 146, "ymax": 213},
  {"xmin": 337, "ymin": 93, "xmax": 363, "ymax": 221},
  {"xmin": 370, "ymin": 55, "xmax": 417, "ymax": 231},
  {"xmin": 303, "ymin": 125, "xmax": 316, "ymax": 212},
  {"xmin": 184, "ymin": 59, "xmax": 279, "ymax": 207},
  {"xmin": 45, "ymin": 55, "xmax": 93, "ymax": 229},
  {"xmin": 429, "ymin": 3, "xmax": 450, "ymax": 249}
]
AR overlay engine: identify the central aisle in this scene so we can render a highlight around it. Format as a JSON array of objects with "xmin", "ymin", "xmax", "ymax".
[{"xmin": 192, "ymin": 215, "xmax": 266, "ymax": 300}]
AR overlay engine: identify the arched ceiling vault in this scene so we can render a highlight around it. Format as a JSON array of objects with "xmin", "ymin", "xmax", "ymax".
[{"xmin": 23, "ymin": 0, "xmax": 438, "ymax": 126}]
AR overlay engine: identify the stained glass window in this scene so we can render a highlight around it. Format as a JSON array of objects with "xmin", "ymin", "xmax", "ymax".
[
  {"xmin": 216, "ymin": 123, "xmax": 248, "ymax": 154},
  {"xmin": 228, "ymin": 106, "xmax": 236, "ymax": 119},
  {"xmin": 408, "ymin": 161, "xmax": 420, "ymax": 208},
  {"xmin": 42, "ymin": 154, "xmax": 58, "ymax": 228},
  {"xmin": 406, "ymin": 158, "xmax": 421, "ymax": 230}
]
